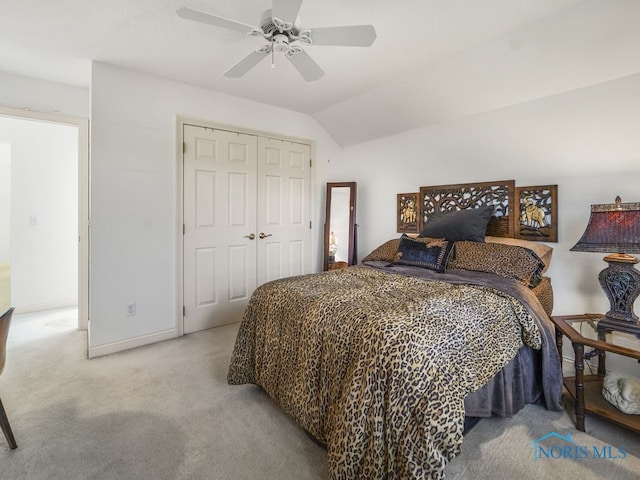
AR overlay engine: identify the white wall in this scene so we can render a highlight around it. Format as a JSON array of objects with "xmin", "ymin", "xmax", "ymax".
[
  {"xmin": 0, "ymin": 117, "xmax": 79, "ymax": 309},
  {"xmin": 0, "ymin": 71, "xmax": 89, "ymax": 119},
  {"xmin": 331, "ymin": 73, "xmax": 640, "ymax": 376},
  {"xmin": 0, "ymin": 142, "xmax": 10, "ymax": 265},
  {"xmin": 89, "ymin": 62, "xmax": 341, "ymax": 355}
]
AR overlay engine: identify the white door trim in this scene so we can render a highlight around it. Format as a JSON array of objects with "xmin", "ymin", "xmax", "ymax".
[
  {"xmin": 0, "ymin": 105, "xmax": 90, "ymax": 333},
  {"xmin": 175, "ymin": 115, "xmax": 316, "ymax": 335}
]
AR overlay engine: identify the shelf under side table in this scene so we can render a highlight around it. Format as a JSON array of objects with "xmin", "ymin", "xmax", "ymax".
[{"xmin": 564, "ymin": 374, "xmax": 640, "ymax": 434}]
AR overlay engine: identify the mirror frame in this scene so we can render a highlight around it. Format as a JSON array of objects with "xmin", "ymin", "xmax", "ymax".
[{"xmin": 323, "ymin": 182, "xmax": 357, "ymax": 271}]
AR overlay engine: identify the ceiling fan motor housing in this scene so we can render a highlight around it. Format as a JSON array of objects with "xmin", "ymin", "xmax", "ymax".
[{"xmin": 260, "ymin": 9, "xmax": 300, "ymax": 37}]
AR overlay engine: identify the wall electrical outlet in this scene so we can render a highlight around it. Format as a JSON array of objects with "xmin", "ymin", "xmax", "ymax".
[{"xmin": 127, "ymin": 303, "xmax": 136, "ymax": 316}]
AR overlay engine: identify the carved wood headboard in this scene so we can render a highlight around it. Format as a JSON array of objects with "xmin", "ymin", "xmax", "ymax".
[{"xmin": 419, "ymin": 180, "xmax": 515, "ymax": 238}]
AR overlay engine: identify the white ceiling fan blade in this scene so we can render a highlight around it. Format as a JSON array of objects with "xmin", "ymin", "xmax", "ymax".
[
  {"xmin": 177, "ymin": 7, "xmax": 257, "ymax": 34},
  {"xmin": 272, "ymin": 0, "xmax": 304, "ymax": 27},
  {"xmin": 223, "ymin": 47, "xmax": 270, "ymax": 78},
  {"xmin": 307, "ymin": 25, "xmax": 377, "ymax": 47},
  {"xmin": 286, "ymin": 47, "xmax": 324, "ymax": 82}
]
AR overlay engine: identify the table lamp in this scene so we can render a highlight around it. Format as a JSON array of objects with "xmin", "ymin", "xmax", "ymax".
[{"xmin": 571, "ymin": 196, "xmax": 640, "ymax": 336}]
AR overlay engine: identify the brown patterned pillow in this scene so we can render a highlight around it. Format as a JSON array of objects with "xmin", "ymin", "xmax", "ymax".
[
  {"xmin": 361, "ymin": 238, "xmax": 401, "ymax": 263},
  {"xmin": 448, "ymin": 241, "xmax": 544, "ymax": 288}
]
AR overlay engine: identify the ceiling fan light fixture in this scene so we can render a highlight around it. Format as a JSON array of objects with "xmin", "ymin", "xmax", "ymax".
[
  {"xmin": 296, "ymin": 29, "xmax": 312, "ymax": 44},
  {"xmin": 272, "ymin": 34, "xmax": 290, "ymax": 53},
  {"xmin": 285, "ymin": 46, "xmax": 303, "ymax": 58}
]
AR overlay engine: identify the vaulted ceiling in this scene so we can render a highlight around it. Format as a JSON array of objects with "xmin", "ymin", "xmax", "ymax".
[{"xmin": 2, "ymin": 0, "xmax": 639, "ymax": 146}]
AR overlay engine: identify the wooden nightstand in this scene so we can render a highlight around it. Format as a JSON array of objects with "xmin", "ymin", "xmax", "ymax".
[{"xmin": 551, "ymin": 313, "xmax": 640, "ymax": 433}]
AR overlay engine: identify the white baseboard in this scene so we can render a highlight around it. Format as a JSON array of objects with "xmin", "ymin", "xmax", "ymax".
[
  {"xmin": 88, "ymin": 328, "xmax": 178, "ymax": 358},
  {"xmin": 14, "ymin": 300, "xmax": 78, "ymax": 315},
  {"xmin": 561, "ymin": 354, "xmax": 640, "ymax": 380}
]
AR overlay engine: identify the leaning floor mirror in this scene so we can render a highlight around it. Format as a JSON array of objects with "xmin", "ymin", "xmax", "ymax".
[{"xmin": 324, "ymin": 182, "xmax": 357, "ymax": 271}]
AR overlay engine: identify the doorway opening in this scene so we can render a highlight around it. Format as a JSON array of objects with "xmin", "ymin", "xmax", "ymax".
[
  {"xmin": 0, "ymin": 107, "xmax": 89, "ymax": 334},
  {"xmin": 0, "ymin": 141, "xmax": 9, "ymax": 310}
]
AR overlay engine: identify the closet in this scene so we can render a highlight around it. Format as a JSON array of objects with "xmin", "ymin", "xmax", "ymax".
[{"xmin": 182, "ymin": 123, "xmax": 312, "ymax": 333}]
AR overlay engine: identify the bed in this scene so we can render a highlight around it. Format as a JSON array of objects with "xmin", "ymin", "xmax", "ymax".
[{"xmin": 227, "ymin": 180, "xmax": 564, "ymax": 480}]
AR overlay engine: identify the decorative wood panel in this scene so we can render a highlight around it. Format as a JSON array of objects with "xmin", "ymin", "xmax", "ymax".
[
  {"xmin": 288, "ymin": 240, "xmax": 304, "ymax": 277},
  {"xmin": 195, "ymin": 137, "xmax": 216, "ymax": 161},
  {"xmin": 397, "ymin": 192, "xmax": 420, "ymax": 233},
  {"xmin": 228, "ymin": 142, "xmax": 248, "ymax": 164},
  {"xmin": 195, "ymin": 247, "xmax": 217, "ymax": 306},
  {"xmin": 289, "ymin": 150, "xmax": 304, "ymax": 169},
  {"xmin": 263, "ymin": 242, "xmax": 281, "ymax": 283},
  {"xmin": 265, "ymin": 175, "xmax": 281, "ymax": 226},
  {"xmin": 419, "ymin": 180, "xmax": 516, "ymax": 238},
  {"xmin": 228, "ymin": 245, "xmax": 249, "ymax": 301},
  {"xmin": 289, "ymin": 177, "xmax": 304, "ymax": 225},
  {"xmin": 195, "ymin": 170, "xmax": 216, "ymax": 228},
  {"xmin": 515, "ymin": 185, "xmax": 558, "ymax": 242},
  {"xmin": 265, "ymin": 146, "xmax": 281, "ymax": 167},
  {"xmin": 228, "ymin": 172, "xmax": 248, "ymax": 227}
]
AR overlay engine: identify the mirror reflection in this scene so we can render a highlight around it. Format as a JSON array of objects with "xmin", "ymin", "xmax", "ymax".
[
  {"xmin": 329, "ymin": 188, "xmax": 350, "ymax": 263},
  {"xmin": 324, "ymin": 182, "xmax": 357, "ymax": 271}
]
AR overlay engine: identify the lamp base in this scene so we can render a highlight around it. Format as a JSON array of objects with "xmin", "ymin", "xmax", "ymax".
[{"xmin": 596, "ymin": 255, "xmax": 640, "ymax": 338}]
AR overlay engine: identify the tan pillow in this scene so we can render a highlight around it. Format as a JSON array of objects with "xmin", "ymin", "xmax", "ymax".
[{"xmin": 485, "ymin": 236, "xmax": 553, "ymax": 274}]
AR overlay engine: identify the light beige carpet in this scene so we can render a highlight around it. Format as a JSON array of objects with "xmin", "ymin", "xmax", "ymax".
[{"xmin": 1, "ymin": 308, "xmax": 639, "ymax": 479}]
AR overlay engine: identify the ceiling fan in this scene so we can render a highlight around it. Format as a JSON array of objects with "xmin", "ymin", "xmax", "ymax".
[{"xmin": 176, "ymin": 0, "xmax": 376, "ymax": 81}]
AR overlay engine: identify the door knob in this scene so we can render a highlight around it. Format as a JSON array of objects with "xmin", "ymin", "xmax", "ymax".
[
  {"xmin": 259, "ymin": 232, "xmax": 272, "ymax": 239},
  {"xmin": 244, "ymin": 233, "xmax": 255, "ymax": 240}
]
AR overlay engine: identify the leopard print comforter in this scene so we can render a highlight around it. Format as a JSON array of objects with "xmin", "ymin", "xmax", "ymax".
[{"xmin": 228, "ymin": 265, "xmax": 544, "ymax": 479}]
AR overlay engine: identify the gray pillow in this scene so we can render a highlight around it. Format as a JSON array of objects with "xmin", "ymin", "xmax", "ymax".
[{"xmin": 419, "ymin": 206, "xmax": 494, "ymax": 242}]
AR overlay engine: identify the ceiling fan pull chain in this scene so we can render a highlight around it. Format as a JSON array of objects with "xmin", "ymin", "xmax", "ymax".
[{"xmin": 272, "ymin": 43, "xmax": 275, "ymax": 69}]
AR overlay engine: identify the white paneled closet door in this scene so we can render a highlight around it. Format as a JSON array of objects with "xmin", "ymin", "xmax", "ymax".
[
  {"xmin": 182, "ymin": 125, "xmax": 312, "ymax": 334},
  {"xmin": 257, "ymin": 137, "xmax": 312, "ymax": 286},
  {"xmin": 183, "ymin": 125, "xmax": 258, "ymax": 333}
]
